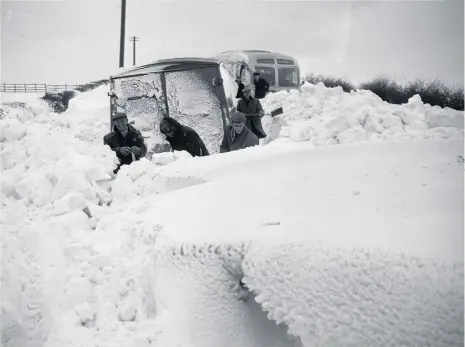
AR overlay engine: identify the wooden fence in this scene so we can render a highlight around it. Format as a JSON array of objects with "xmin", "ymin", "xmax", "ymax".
[{"xmin": 0, "ymin": 83, "xmax": 81, "ymax": 93}]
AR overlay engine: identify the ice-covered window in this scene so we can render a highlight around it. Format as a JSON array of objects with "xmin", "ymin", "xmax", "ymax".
[
  {"xmin": 254, "ymin": 66, "xmax": 276, "ymax": 86},
  {"xmin": 164, "ymin": 68, "xmax": 224, "ymax": 154},
  {"xmin": 278, "ymin": 67, "xmax": 299, "ymax": 87},
  {"xmin": 220, "ymin": 63, "xmax": 238, "ymax": 109}
]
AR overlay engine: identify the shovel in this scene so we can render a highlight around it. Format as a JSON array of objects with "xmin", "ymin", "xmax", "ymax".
[
  {"xmin": 270, "ymin": 107, "xmax": 284, "ymax": 117},
  {"xmin": 242, "ymin": 107, "xmax": 284, "ymax": 117}
]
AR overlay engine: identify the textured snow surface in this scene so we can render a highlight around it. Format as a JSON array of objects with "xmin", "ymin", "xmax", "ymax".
[
  {"xmin": 261, "ymin": 83, "xmax": 464, "ymax": 146},
  {"xmin": 1, "ymin": 83, "xmax": 463, "ymax": 347},
  {"xmin": 243, "ymin": 242, "xmax": 463, "ymax": 347}
]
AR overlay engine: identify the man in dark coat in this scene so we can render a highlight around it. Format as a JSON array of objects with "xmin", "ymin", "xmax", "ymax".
[
  {"xmin": 160, "ymin": 117, "xmax": 210, "ymax": 157},
  {"xmin": 253, "ymin": 72, "xmax": 270, "ymax": 99},
  {"xmin": 220, "ymin": 111, "xmax": 259, "ymax": 153},
  {"xmin": 103, "ymin": 112, "xmax": 147, "ymax": 174},
  {"xmin": 235, "ymin": 76, "xmax": 245, "ymax": 99},
  {"xmin": 236, "ymin": 87, "xmax": 267, "ymax": 139}
]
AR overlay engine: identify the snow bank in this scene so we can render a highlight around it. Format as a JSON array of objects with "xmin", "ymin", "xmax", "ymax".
[
  {"xmin": 261, "ymin": 82, "xmax": 464, "ymax": 146},
  {"xmin": 1, "ymin": 86, "xmax": 116, "ymax": 347},
  {"xmin": 1, "ymin": 80, "xmax": 463, "ymax": 347}
]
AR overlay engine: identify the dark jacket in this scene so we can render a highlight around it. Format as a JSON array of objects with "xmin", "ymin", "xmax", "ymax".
[
  {"xmin": 237, "ymin": 97, "xmax": 267, "ymax": 139},
  {"xmin": 254, "ymin": 78, "xmax": 270, "ymax": 99},
  {"xmin": 162, "ymin": 117, "xmax": 209, "ymax": 157},
  {"xmin": 220, "ymin": 125, "xmax": 259, "ymax": 153},
  {"xmin": 236, "ymin": 81, "xmax": 245, "ymax": 99},
  {"xmin": 103, "ymin": 124, "xmax": 147, "ymax": 166}
]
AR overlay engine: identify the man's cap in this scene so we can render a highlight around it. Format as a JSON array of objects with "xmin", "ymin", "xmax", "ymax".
[
  {"xmin": 112, "ymin": 112, "xmax": 128, "ymax": 121},
  {"xmin": 253, "ymin": 72, "xmax": 260, "ymax": 76},
  {"xmin": 231, "ymin": 111, "xmax": 246, "ymax": 124}
]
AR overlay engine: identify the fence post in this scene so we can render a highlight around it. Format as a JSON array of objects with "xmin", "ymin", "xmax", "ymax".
[
  {"xmin": 34, "ymin": 84, "xmax": 37, "ymax": 92},
  {"xmin": 24, "ymin": 83, "xmax": 27, "ymax": 93},
  {"xmin": 44, "ymin": 83, "xmax": 47, "ymax": 92},
  {"xmin": 14, "ymin": 84, "xmax": 16, "ymax": 92}
]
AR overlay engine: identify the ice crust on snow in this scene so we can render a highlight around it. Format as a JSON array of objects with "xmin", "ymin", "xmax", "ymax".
[
  {"xmin": 1, "ymin": 81, "xmax": 463, "ymax": 347},
  {"xmin": 243, "ymin": 242, "xmax": 463, "ymax": 347}
]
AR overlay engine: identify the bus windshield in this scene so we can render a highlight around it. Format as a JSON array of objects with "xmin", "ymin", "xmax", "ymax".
[
  {"xmin": 278, "ymin": 67, "xmax": 299, "ymax": 87},
  {"xmin": 254, "ymin": 66, "xmax": 276, "ymax": 86}
]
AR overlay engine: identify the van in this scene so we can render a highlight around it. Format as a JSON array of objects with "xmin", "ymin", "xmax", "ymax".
[
  {"xmin": 215, "ymin": 50, "xmax": 301, "ymax": 94},
  {"xmin": 108, "ymin": 57, "xmax": 238, "ymax": 156}
]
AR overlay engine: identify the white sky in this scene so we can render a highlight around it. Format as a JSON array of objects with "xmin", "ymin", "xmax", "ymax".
[{"xmin": 1, "ymin": 0, "xmax": 463, "ymax": 86}]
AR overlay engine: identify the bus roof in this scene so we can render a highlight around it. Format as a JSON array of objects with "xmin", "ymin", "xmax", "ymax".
[
  {"xmin": 216, "ymin": 50, "xmax": 299, "ymax": 66},
  {"xmin": 110, "ymin": 57, "xmax": 221, "ymax": 79}
]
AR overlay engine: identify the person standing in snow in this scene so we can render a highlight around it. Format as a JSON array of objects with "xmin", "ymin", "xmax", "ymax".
[
  {"xmin": 235, "ymin": 76, "xmax": 245, "ymax": 99},
  {"xmin": 236, "ymin": 87, "xmax": 267, "ymax": 140},
  {"xmin": 103, "ymin": 112, "xmax": 147, "ymax": 174},
  {"xmin": 220, "ymin": 111, "xmax": 259, "ymax": 153},
  {"xmin": 253, "ymin": 72, "xmax": 270, "ymax": 99},
  {"xmin": 159, "ymin": 117, "xmax": 210, "ymax": 157}
]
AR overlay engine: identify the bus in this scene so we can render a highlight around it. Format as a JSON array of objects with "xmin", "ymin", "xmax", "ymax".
[
  {"xmin": 215, "ymin": 50, "xmax": 301, "ymax": 94},
  {"xmin": 108, "ymin": 57, "xmax": 237, "ymax": 155}
]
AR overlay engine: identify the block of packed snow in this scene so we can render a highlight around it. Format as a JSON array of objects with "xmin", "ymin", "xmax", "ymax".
[
  {"xmin": 118, "ymin": 297, "xmax": 138, "ymax": 322},
  {"xmin": 425, "ymin": 108, "xmax": 464, "ymax": 129},
  {"xmin": 0, "ymin": 118, "xmax": 27, "ymax": 142},
  {"xmin": 63, "ymin": 277, "xmax": 93, "ymax": 309},
  {"xmin": 74, "ymin": 302, "xmax": 96, "ymax": 324},
  {"xmin": 405, "ymin": 94, "xmax": 425, "ymax": 110},
  {"xmin": 337, "ymin": 125, "xmax": 367, "ymax": 144}
]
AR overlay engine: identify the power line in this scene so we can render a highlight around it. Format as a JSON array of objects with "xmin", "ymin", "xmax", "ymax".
[{"xmin": 129, "ymin": 36, "xmax": 140, "ymax": 66}]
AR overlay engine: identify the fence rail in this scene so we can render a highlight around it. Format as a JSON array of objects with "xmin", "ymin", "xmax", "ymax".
[{"xmin": 0, "ymin": 83, "xmax": 81, "ymax": 93}]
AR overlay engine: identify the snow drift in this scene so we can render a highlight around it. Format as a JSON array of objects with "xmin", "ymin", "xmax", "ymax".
[
  {"xmin": 1, "ymin": 82, "xmax": 463, "ymax": 347},
  {"xmin": 261, "ymin": 82, "xmax": 464, "ymax": 146}
]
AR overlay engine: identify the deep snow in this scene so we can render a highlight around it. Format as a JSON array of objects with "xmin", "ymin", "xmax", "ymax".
[{"xmin": 1, "ymin": 82, "xmax": 464, "ymax": 347}]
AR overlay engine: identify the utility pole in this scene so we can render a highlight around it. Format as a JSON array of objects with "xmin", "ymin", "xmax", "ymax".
[
  {"xmin": 119, "ymin": 0, "xmax": 126, "ymax": 68},
  {"xmin": 129, "ymin": 36, "xmax": 140, "ymax": 66}
]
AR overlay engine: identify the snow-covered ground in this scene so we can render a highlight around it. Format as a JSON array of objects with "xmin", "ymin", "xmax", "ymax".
[{"xmin": 1, "ymin": 83, "xmax": 463, "ymax": 347}]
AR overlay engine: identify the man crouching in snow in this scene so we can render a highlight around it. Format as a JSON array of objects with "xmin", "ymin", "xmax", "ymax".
[
  {"xmin": 220, "ymin": 111, "xmax": 259, "ymax": 153},
  {"xmin": 103, "ymin": 112, "xmax": 147, "ymax": 174},
  {"xmin": 159, "ymin": 117, "xmax": 210, "ymax": 157}
]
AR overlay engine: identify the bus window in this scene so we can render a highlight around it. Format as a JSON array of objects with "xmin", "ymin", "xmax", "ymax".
[
  {"xmin": 256, "ymin": 58, "xmax": 275, "ymax": 64},
  {"xmin": 254, "ymin": 66, "xmax": 276, "ymax": 86},
  {"xmin": 277, "ymin": 59, "xmax": 294, "ymax": 65},
  {"xmin": 278, "ymin": 67, "xmax": 299, "ymax": 87}
]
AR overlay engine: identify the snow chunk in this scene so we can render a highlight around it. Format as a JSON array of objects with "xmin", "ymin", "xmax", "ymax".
[{"xmin": 0, "ymin": 118, "xmax": 27, "ymax": 142}]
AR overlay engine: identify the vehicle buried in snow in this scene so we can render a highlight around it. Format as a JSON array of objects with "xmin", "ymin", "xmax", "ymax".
[
  {"xmin": 108, "ymin": 57, "xmax": 238, "ymax": 156},
  {"xmin": 215, "ymin": 50, "xmax": 301, "ymax": 94}
]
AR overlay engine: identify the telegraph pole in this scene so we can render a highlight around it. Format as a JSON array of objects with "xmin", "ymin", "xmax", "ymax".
[
  {"xmin": 129, "ymin": 36, "xmax": 140, "ymax": 66},
  {"xmin": 119, "ymin": 0, "xmax": 126, "ymax": 68}
]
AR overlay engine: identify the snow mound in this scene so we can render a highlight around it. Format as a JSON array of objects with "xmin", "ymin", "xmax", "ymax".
[
  {"xmin": 0, "ymin": 86, "xmax": 115, "ymax": 207},
  {"xmin": 261, "ymin": 82, "xmax": 464, "ymax": 145}
]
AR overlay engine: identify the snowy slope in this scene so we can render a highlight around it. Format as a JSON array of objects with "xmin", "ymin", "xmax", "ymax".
[
  {"xmin": 101, "ymin": 138, "xmax": 464, "ymax": 347},
  {"xmin": 1, "ymin": 83, "xmax": 464, "ymax": 347}
]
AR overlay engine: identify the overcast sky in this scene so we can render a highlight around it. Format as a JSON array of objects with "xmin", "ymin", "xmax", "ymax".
[{"xmin": 1, "ymin": 0, "xmax": 463, "ymax": 86}]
